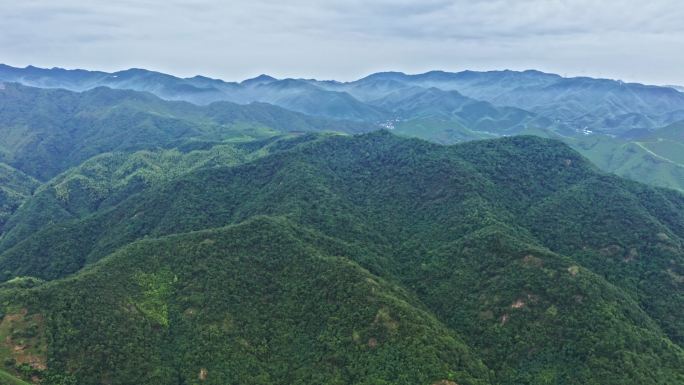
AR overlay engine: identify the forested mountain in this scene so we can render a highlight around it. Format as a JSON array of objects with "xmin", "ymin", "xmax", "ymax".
[
  {"xmin": 568, "ymin": 134, "xmax": 684, "ymax": 192},
  {"xmin": 6, "ymin": 65, "xmax": 684, "ymax": 133},
  {"xmin": 0, "ymin": 135, "xmax": 318, "ymax": 254},
  {"xmin": 3, "ymin": 64, "xmax": 684, "ymax": 192},
  {"xmin": 368, "ymin": 87, "xmax": 552, "ymax": 134},
  {"xmin": 0, "ymin": 132, "xmax": 681, "ymax": 385},
  {"xmin": 323, "ymin": 70, "xmax": 684, "ymax": 133},
  {"xmin": 0, "ymin": 64, "xmax": 683, "ymax": 385},
  {"xmin": 0, "ymin": 163, "xmax": 38, "ymax": 231},
  {"xmin": 5, "ymin": 65, "xmax": 684, "ymax": 135},
  {"xmin": 0, "ymin": 65, "xmax": 386, "ymax": 121},
  {"xmin": 0, "ymin": 83, "xmax": 368, "ymax": 181}
]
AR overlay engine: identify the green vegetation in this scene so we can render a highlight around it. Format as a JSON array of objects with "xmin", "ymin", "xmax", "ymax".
[
  {"xmin": 1, "ymin": 65, "xmax": 684, "ymax": 384},
  {"xmin": 0, "ymin": 135, "xmax": 323, "ymax": 253},
  {"xmin": 393, "ymin": 117, "xmax": 496, "ymax": 143},
  {"xmin": 16, "ymin": 218, "xmax": 491, "ymax": 385},
  {"xmin": 0, "ymin": 305, "xmax": 46, "ymax": 384},
  {"xmin": 0, "ymin": 83, "xmax": 368, "ymax": 181},
  {"xmin": 0, "ymin": 164, "xmax": 38, "ymax": 232},
  {"xmin": 0, "ymin": 132, "xmax": 681, "ymax": 384},
  {"xmin": 7, "ymin": 65, "xmax": 684, "ymax": 135},
  {"xmin": 0, "ymin": 369, "xmax": 31, "ymax": 385},
  {"xmin": 396, "ymin": 126, "xmax": 684, "ymax": 192},
  {"xmin": 5, "ymin": 67, "xmax": 684, "ymax": 193},
  {"xmin": 568, "ymin": 134, "xmax": 684, "ymax": 192}
]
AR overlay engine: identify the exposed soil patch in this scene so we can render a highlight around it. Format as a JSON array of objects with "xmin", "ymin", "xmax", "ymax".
[
  {"xmin": 373, "ymin": 307, "xmax": 398, "ymax": 332},
  {"xmin": 511, "ymin": 299, "xmax": 525, "ymax": 309},
  {"xmin": 0, "ymin": 309, "xmax": 47, "ymax": 372},
  {"xmin": 3, "ymin": 309, "xmax": 27, "ymax": 323},
  {"xmin": 367, "ymin": 338, "xmax": 378, "ymax": 348}
]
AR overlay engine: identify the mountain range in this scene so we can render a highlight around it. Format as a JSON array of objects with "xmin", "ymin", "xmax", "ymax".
[
  {"xmin": 4, "ymin": 65, "xmax": 684, "ymax": 133},
  {"xmin": 2, "ymin": 64, "xmax": 684, "ymax": 193},
  {"xmin": 0, "ymin": 65, "xmax": 682, "ymax": 384},
  {"xmin": 0, "ymin": 82, "xmax": 370, "ymax": 181}
]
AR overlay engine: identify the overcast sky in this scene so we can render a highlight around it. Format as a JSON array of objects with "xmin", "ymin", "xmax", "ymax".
[{"xmin": 1, "ymin": 0, "xmax": 683, "ymax": 85}]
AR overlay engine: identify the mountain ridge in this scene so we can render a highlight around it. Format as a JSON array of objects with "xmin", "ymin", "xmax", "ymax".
[
  {"xmin": 0, "ymin": 82, "xmax": 370, "ymax": 181},
  {"xmin": 0, "ymin": 132, "xmax": 682, "ymax": 384},
  {"xmin": 5, "ymin": 64, "xmax": 684, "ymax": 131}
]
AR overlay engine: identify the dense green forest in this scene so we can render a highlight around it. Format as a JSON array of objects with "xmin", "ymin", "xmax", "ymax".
[
  {"xmin": 0, "ymin": 83, "xmax": 369, "ymax": 181},
  {"xmin": 4, "ymin": 68, "xmax": 684, "ymax": 192},
  {"xmin": 0, "ymin": 164, "xmax": 38, "ymax": 232},
  {"xmin": 1, "ymin": 66, "xmax": 684, "ymax": 384},
  {"xmin": 0, "ymin": 132, "xmax": 681, "ymax": 384}
]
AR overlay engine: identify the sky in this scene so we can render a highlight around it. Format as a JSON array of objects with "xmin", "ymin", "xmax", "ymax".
[{"xmin": 1, "ymin": 0, "xmax": 683, "ymax": 85}]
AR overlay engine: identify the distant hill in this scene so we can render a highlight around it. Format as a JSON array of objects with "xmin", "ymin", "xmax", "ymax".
[
  {"xmin": 0, "ymin": 135, "xmax": 322, "ymax": 253},
  {"xmin": 565, "ymin": 134, "xmax": 684, "ymax": 192},
  {"xmin": 0, "ymin": 83, "xmax": 369, "ymax": 181},
  {"xmin": 3, "ymin": 64, "xmax": 684, "ymax": 193},
  {"xmin": 586, "ymin": 119, "xmax": 684, "ymax": 192},
  {"xmin": 6, "ymin": 65, "xmax": 684, "ymax": 134},
  {"xmin": 641, "ymin": 119, "xmax": 684, "ymax": 142},
  {"xmin": 0, "ymin": 65, "xmax": 387, "ymax": 121},
  {"xmin": 310, "ymin": 70, "xmax": 684, "ymax": 134},
  {"xmin": 0, "ymin": 132, "xmax": 682, "ymax": 384}
]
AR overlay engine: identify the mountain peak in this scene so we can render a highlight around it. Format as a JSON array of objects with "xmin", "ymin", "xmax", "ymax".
[
  {"xmin": 241, "ymin": 74, "xmax": 277, "ymax": 86},
  {"xmin": 358, "ymin": 71, "xmax": 409, "ymax": 82},
  {"xmin": 189, "ymin": 75, "xmax": 217, "ymax": 81}
]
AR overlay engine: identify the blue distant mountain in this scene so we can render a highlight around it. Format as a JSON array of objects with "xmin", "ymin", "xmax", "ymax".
[
  {"xmin": 3, "ymin": 64, "xmax": 684, "ymax": 134},
  {"xmin": 4, "ymin": 64, "xmax": 684, "ymax": 191}
]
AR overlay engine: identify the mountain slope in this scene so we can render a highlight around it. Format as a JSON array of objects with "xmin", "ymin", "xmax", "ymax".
[
  {"xmin": 340, "ymin": 70, "xmax": 684, "ymax": 133},
  {"xmin": 6, "ymin": 65, "xmax": 684, "ymax": 194},
  {"xmin": 8, "ymin": 217, "xmax": 491, "ymax": 385},
  {"xmin": 568, "ymin": 134, "xmax": 684, "ymax": 192},
  {"xmin": 0, "ymin": 133, "xmax": 682, "ymax": 384},
  {"xmin": 0, "ymin": 164, "xmax": 38, "ymax": 231},
  {"xmin": 0, "ymin": 65, "xmax": 387, "ymax": 121},
  {"xmin": 7, "ymin": 64, "xmax": 684, "ymax": 133},
  {"xmin": 0, "ymin": 135, "xmax": 323, "ymax": 252},
  {"xmin": 0, "ymin": 83, "xmax": 368, "ymax": 180},
  {"xmin": 241, "ymin": 79, "xmax": 387, "ymax": 121},
  {"xmin": 10, "ymin": 65, "xmax": 684, "ymax": 135},
  {"xmin": 371, "ymin": 87, "xmax": 556, "ymax": 140}
]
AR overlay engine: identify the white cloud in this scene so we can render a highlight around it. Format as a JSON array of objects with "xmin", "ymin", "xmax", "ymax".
[{"xmin": 0, "ymin": 0, "xmax": 682, "ymax": 84}]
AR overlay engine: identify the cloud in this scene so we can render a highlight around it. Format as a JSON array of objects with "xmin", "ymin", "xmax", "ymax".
[{"xmin": 0, "ymin": 0, "xmax": 682, "ymax": 84}]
